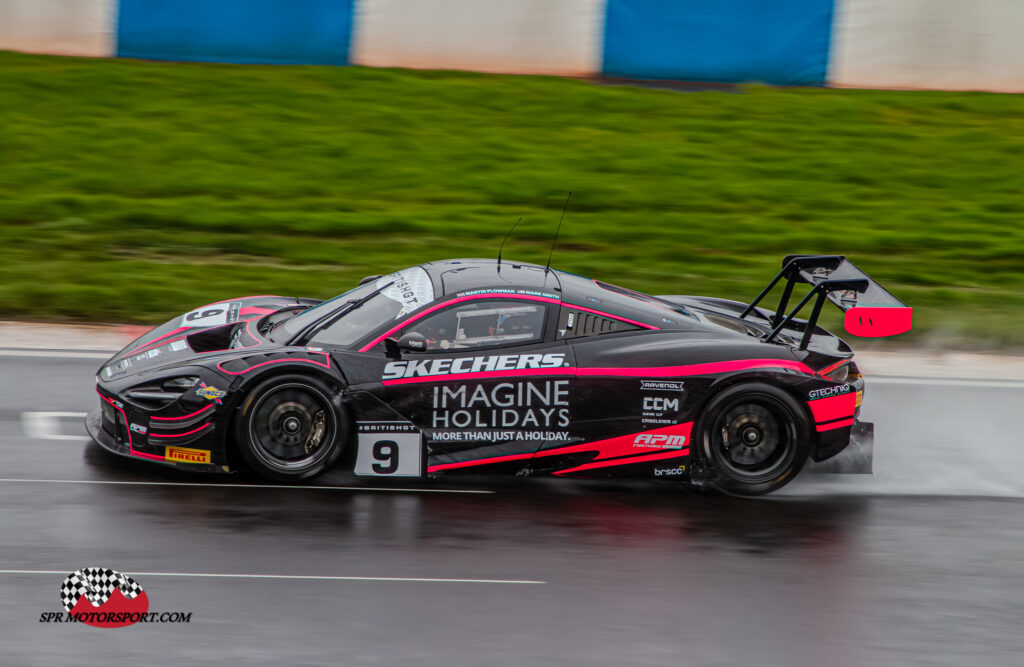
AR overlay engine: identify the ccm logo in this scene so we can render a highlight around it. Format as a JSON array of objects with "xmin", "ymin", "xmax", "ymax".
[
  {"xmin": 643, "ymin": 397, "xmax": 679, "ymax": 411},
  {"xmin": 634, "ymin": 434, "xmax": 686, "ymax": 449}
]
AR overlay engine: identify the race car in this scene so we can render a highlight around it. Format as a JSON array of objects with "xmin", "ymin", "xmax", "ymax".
[{"xmin": 87, "ymin": 255, "xmax": 911, "ymax": 495}]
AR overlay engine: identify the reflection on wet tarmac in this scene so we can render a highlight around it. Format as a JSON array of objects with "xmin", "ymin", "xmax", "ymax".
[{"xmin": 3, "ymin": 356, "xmax": 1024, "ymax": 665}]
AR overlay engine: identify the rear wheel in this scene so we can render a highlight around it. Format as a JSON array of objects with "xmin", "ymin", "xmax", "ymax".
[
  {"xmin": 698, "ymin": 383, "xmax": 809, "ymax": 496},
  {"xmin": 235, "ymin": 375, "xmax": 347, "ymax": 481}
]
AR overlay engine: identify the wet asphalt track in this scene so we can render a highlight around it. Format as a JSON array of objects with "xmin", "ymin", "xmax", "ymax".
[{"xmin": 2, "ymin": 352, "xmax": 1024, "ymax": 666}]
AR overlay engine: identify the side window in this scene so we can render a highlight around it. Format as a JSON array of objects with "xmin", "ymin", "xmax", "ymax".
[{"xmin": 403, "ymin": 300, "xmax": 547, "ymax": 351}]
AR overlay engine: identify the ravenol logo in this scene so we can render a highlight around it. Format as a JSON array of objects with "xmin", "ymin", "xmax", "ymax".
[
  {"xmin": 633, "ymin": 434, "xmax": 687, "ymax": 449},
  {"xmin": 195, "ymin": 382, "xmax": 227, "ymax": 404}
]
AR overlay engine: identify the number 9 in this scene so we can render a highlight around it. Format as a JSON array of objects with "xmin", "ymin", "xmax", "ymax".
[{"xmin": 372, "ymin": 440, "xmax": 399, "ymax": 474}]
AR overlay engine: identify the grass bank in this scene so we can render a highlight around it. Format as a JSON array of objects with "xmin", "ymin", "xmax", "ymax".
[{"xmin": 1, "ymin": 51, "xmax": 1022, "ymax": 347}]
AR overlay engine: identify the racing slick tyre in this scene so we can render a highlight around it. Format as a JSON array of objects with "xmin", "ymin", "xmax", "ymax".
[
  {"xmin": 235, "ymin": 374, "xmax": 347, "ymax": 482},
  {"xmin": 698, "ymin": 382, "xmax": 810, "ymax": 496}
]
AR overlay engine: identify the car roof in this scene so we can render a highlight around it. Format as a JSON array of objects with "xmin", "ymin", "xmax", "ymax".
[
  {"xmin": 419, "ymin": 258, "xmax": 693, "ymax": 329},
  {"xmin": 420, "ymin": 258, "xmax": 558, "ymax": 295}
]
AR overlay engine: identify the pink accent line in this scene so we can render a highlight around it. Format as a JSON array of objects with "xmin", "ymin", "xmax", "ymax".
[
  {"xmin": 97, "ymin": 392, "xmax": 165, "ymax": 461},
  {"xmin": 554, "ymin": 448, "xmax": 690, "ymax": 476},
  {"xmin": 537, "ymin": 422, "xmax": 693, "ymax": 462},
  {"xmin": 808, "ymin": 393, "xmax": 857, "ymax": 423},
  {"xmin": 121, "ymin": 327, "xmax": 190, "ymax": 357},
  {"xmin": 816, "ymin": 359, "xmax": 849, "ymax": 378},
  {"xmin": 149, "ymin": 423, "xmax": 214, "ymax": 439},
  {"xmin": 150, "ymin": 404, "xmax": 215, "ymax": 421},
  {"xmin": 816, "ymin": 418, "xmax": 855, "ymax": 432},
  {"xmin": 239, "ymin": 306, "xmax": 277, "ymax": 317},
  {"xmin": 358, "ymin": 292, "xmax": 659, "ymax": 352},
  {"xmin": 563, "ymin": 303, "xmax": 658, "ymax": 330},
  {"xmin": 204, "ymin": 295, "xmax": 284, "ymax": 307},
  {"xmin": 131, "ymin": 450, "xmax": 165, "ymax": 461},
  {"xmin": 428, "ymin": 447, "xmax": 690, "ymax": 475},
  {"xmin": 385, "ymin": 359, "xmax": 811, "ymax": 386},
  {"xmin": 428, "ymin": 422, "xmax": 694, "ymax": 473},
  {"xmin": 578, "ymin": 358, "xmax": 813, "ymax": 378},
  {"xmin": 383, "ymin": 367, "xmax": 575, "ymax": 386},
  {"xmin": 129, "ymin": 335, "xmax": 189, "ymax": 357},
  {"xmin": 360, "ymin": 293, "xmax": 562, "ymax": 352},
  {"xmin": 233, "ymin": 319, "xmax": 263, "ymax": 350},
  {"xmin": 428, "ymin": 451, "xmax": 535, "ymax": 473},
  {"xmin": 186, "ymin": 319, "xmax": 264, "ymax": 355},
  {"xmin": 216, "ymin": 351, "xmax": 331, "ymax": 375}
]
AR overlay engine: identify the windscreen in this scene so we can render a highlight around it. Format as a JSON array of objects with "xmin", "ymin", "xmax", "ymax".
[{"xmin": 273, "ymin": 267, "xmax": 435, "ymax": 346}]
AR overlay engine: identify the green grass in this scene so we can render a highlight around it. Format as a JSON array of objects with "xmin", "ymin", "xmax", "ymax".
[{"xmin": 1, "ymin": 51, "xmax": 1022, "ymax": 348}]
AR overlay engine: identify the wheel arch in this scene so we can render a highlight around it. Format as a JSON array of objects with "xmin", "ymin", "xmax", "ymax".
[
  {"xmin": 220, "ymin": 363, "xmax": 349, "ymax": 470},
  {"xmin": 689, "ymin": 369, "xmax": 817, "ymax": 470},
  {"xmin": 699, "ymin": 371, "xmax": 815, "ymax": 428},
  {"xmin": 691, "ymin": 375, "xmax": 813, "ymax": 495}
]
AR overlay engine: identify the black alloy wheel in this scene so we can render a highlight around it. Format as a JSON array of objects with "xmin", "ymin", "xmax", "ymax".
[
  {"xmin": 699, "ymin": 383, "xmax": 810, "ymax": 496},
  {"xmin": 236, "ymin": 375, "xmax": 345, "ymax": 481}
]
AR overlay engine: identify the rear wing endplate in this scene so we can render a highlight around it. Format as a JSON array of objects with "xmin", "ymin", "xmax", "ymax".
[{"xmin": 739, "ymin": 255, "xmax": 912, "ymax": 349}]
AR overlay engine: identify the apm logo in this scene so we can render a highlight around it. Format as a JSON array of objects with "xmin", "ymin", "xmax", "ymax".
[{"xmin": 633, "ymin": 433, "xmax": 687, "ymax": 449}]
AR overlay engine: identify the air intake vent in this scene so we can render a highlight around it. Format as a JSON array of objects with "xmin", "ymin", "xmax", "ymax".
[
  {"xmin": 558, "ymin": 309, "xmax": 641, "ymax": 340},
  {"xmin": 577, "ymin": 313, "xmax": 619, "ymax": 335}
]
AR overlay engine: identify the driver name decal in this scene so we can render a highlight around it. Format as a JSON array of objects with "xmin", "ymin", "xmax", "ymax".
[{"xmin": 383, "ymin": 353, "xmax": 567, "ymax": 381}]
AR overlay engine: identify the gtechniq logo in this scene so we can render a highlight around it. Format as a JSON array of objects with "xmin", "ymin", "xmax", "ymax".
[{"xmin": 39, "ymin": 567, "xmax": 192, "ymax": 628}]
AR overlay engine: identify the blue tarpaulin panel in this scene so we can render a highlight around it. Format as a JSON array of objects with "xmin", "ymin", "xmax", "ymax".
[
  {"xmin": 602, "ymin": 0, "xmax": 836, "ymax": 85},
  {"xmin": 117, "ymin": 0, "xmax": 355, "ymax": 65}
]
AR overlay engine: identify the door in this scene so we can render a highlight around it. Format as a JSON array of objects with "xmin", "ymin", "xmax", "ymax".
[{"xmin": 379, "ymin": 297, "xmax": 575, "ymax": 474}]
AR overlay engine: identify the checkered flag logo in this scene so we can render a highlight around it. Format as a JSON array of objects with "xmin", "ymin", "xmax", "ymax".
[{"xmin": 60, "ymin": 567, "xmax": 144, "ymax": 612}]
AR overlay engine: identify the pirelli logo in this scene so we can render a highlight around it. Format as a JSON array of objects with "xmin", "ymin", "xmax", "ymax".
[{"xmin": 165, "ymin": 446, "xmax": 211, "ymax": 464}]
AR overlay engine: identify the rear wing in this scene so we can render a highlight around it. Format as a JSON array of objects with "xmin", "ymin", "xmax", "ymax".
[{"xmin": 739, "ymin": 255, "xmax": 912, "ymax": 349}]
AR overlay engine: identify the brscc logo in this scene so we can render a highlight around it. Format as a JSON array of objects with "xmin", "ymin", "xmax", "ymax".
[{"xmin": 59, "ymin": 567, "xmax": 149, "ymax": 628}]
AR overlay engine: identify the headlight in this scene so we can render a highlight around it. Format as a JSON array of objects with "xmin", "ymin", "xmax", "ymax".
[{"xmin": 162, "ymin": 376, "xmax": 199, "ymax": 391}]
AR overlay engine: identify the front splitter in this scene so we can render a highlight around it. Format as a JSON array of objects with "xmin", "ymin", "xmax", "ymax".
[{"xmin": 85, "ymin": 408, "xmax": 226, "ymax": 473}]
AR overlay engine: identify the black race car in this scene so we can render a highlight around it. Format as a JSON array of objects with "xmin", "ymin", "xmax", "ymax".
[{"xmin": 87, "ymin": 255, "xmax": 911, "ymax": 495}]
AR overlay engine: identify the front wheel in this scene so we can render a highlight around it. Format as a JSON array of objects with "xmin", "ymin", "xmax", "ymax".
[
  {"xmin": 698, "ymin": 383, "xmax": 810, "ymax": 496},
  {"xmin": 235, "ymin": 375, "xmax": 347, "ymax": 482}
]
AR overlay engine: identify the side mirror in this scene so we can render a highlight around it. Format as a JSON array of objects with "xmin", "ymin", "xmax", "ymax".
[
  {"xmin": 383, "ymin": 332, "xmax": 427, "ymax": 359},
  {"xmin": 397, "ymin": 332, "xmax": 427, "ymax": 352}
]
